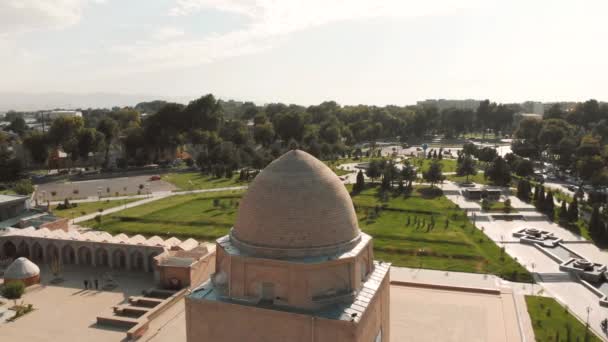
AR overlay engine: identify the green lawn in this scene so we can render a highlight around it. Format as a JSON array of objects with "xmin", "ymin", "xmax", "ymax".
[
  {"xmin": 81, "ymin": 183, "xmax": 531, "ymax": 282},
  {"xmin": 82, "ymin": 190, "xmax": 244, "ymax": 240},
  {"xmin": 445, "ymin": 172, "xmax": 488, "ymax": 185},
  {"xmin": 408, "ymin": 158, "xmax": 458, "ymax": 173},
  {"xmin": 51, "ymin": 199, "xmax": 139, "ymax": 219},
  {"xmin": 351, "ymin": 186, "xmax": 531, "ymax": 282},
  {"xmin": 161, "ymin": 172, "xmax": 246, "ymax": 191},
  {"xmin": 526, "ymin": 296, "xmax": 601, "ymax": 342},
  {"xmin": 485, "ymin": 201, "xmax": 518, "ymax": 213}
]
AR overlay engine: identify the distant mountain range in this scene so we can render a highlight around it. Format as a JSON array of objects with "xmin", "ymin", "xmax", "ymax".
[{"xmin": 0, "ymin": 92, "xmax": 196, "ymax": 112}]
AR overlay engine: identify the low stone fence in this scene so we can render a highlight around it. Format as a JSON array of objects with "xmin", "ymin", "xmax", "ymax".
[{"xmin": 390, "ymin": 280, "xmax": 500, "ymax": 295}]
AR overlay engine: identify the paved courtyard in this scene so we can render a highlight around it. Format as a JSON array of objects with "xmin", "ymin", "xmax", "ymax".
[
  {"xmin": 0, "ymin": 265, "xmax": 154, "ymax": 341},
  {"xmin": 36, "ymin": 175, "xmax": 176, "ymax": 201}
]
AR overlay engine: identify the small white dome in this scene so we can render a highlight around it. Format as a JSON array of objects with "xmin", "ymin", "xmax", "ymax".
[{"xmin": 5, "ymin": 257, "xmax": 40, "ymax": 279}]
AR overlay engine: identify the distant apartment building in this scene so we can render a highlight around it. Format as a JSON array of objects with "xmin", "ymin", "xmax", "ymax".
[
  {"xmin": 521, "ymin": 101, "xmax": 544, "ymax": 115},
  {"xmin": 43, "ymin": 110, "xmax": 82, "ymax": 120},
  {"xmin": 417, "ymin": 99, "xmax": 480, "ymax": 111},
  {"xmin": 544, "ymin": 102, "xmax": 578, "ymax": 112}
]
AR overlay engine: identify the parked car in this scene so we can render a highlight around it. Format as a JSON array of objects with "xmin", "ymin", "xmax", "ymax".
[
  {"xmin": 149, "ymin": 175, "xmax": 161, "ymax": 181},
  {"xmin": 567, "ymin": 185, "xmax": 577, "ymax": 192}
]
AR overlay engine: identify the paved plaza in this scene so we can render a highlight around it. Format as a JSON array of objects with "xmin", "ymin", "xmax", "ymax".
[
  {"xmin": 441, "ymin": 181, "xmax": 608, "ymax": 340},
  {"xmin": 36, "ymin": 175, "xmax": 176, "ymax": 201},
  {"xmin": 0, "ymin": 265, "xmax": 153, "ymax": 341}
]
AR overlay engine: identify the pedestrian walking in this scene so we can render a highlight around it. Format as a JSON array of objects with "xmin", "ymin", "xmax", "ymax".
[
  {"xmin": 95, "ymin": 279, "xmax": 99, "ymax": 290},
  {"xmin": 84, "ymin": 279, "xmax": 88, "ymax": 289}
]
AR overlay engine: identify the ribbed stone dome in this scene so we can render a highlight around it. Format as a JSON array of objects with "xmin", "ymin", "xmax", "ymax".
[
  {"xmin": 232, "ymin": 150, "xmax": 360, "ymax": 257},
  {"xmin": 5, "ymin": 257, "xmax": 40, "ymax": 279}
]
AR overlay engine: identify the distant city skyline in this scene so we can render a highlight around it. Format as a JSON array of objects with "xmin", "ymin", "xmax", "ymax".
[{"xmin": 1, "ymin": 0, "xmax": 608, "ymax": 108}]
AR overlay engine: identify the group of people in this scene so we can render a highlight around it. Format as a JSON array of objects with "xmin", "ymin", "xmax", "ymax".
[{"xmin": 83, "ymin": 278, "xmax": 100, "ymax": 290}]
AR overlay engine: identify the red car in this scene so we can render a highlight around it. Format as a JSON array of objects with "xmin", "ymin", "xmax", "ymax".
[{"xmin": 149, "ymin": 175, "xmax": 161, "ymax": 181}]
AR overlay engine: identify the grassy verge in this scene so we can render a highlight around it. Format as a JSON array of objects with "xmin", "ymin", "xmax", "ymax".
[
  {"xmin": 526, "ymin": 296, "xmax": 602, "ymax": 342},
  {"xmin": 161, "ymin": 172, "xmax": 245, "ymax": 191},
  {"xmin": 51, "ymin": 199, "xmax": 139, "ymax": 219}
]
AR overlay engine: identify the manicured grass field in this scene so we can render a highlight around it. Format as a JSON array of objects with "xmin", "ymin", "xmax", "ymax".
[
  {"xmin": 81, "ymin": 183, "xmax": 531, "ymax": 282},
  {"xmin": 82, "ymin": 190, "xmax": 244, "ymax": 240},
  {"xmin": 408, "ymin": 158, "xmax": 458, "ymax": 173},
  {"xmin": 351, "ymin": 186, "xmax": 531, "ymax": 282},
  {"xmin": 51, "ymin": 199, "xmax": 139, "ymax": 219},
  {"xmin": 445, "ymin": 172, "xmax": 488, "ymax": 185},
  {"xmin": 161, "ymin": 172, "xmax": 245, "ymax": 191},
  {"xmin": 525, "ymin": 296, "xmax": 601, "ymax": 342}
]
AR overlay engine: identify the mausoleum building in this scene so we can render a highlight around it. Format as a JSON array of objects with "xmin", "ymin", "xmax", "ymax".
[{"xmin": 186, "ymin": 150, "xmax": 390, "ymax": 342}]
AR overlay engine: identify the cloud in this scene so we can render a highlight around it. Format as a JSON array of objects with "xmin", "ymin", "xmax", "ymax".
[
  {"xmin": 152, "ymin": 27, "xmax": 186, "ymax": 40},
  {"xmin": 0, "ymin": 0, "xmax": 90, "ymax": 36},
  {"xmin": 108, "ymin": 0, "xmax": 484, "ymax": 72}
]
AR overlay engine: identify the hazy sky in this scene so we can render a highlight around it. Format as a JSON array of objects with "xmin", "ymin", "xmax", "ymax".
[{"xmin": 1, "ymin": 0, "xmax": 607, "ymax": 106}]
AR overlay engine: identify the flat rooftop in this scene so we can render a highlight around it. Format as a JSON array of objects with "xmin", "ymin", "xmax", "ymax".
[
  {"xmin": 391, "ymin": 285, "xmax": 523, "ymax": 342},
  {"xmin": 0, "ymin": 194, "xmax": 28, "ymax": 205}
]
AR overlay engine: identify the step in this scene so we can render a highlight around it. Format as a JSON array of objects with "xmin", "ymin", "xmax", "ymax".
[
  {"xmin": 143, "ymin": 288, "xmax": 178, "ymax": 299},
  {"xmin": 128, "ymin": 296, "xmax": 164, "ymax": 308},
  {"xmin": 113, "ymin": 304, "xmax": 152, "ymax": 317},
  {"xmin": 96, "ymin": 315, "xmax": 139, "ymax": 328}
]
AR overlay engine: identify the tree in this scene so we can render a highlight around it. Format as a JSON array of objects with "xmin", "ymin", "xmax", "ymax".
[
  {"xmin": 401, "ymin": 163, "xmax": 417, "ymax": 189},
  {"xmin": 274, "ymin": 111, "xmax": 305, "ymax": 142},
  {"xmin": 535, "ymin": 186, "xmax": 546, "ymax": 211},
  {"xmin": 517, "ymin": 179, "xmax": 531, "ymax": 202},
  {"xmin": 484, "ymin": 156, "xmax": 511, "ymax": 186},
  {"xmin": 568, "ymin": 197, "xmax": 579, "ymax": 223},
  {"xmin": 253, "ymin": 122, "xmax": 275, "ymax": 146},
  {"xmin": 514, "ymin": 158, "xmax": 534, "ymax": 178},
  {"xmin": 97, "ymin": 117, "xmax": 118, "ymax": 167},
  {"xmin": 366, "ymin": 160, "xmax": 381, "ymax": 182},
  {"xmin": 559, "ymin": 201, "xmax": 569, "ymax": 224},
  {"xmin": 2, "ymin": 281, "xmax": 25, "ymax": 305},
  {"xmin": 8, "ymin": 117, "xmax": 27, "ymax": 136},
  {"xmin": 589, "ymin": 206, "xmax": 606, "ymax": 242},
  {"xmin": 456, "ymin": 155, "xmax": 476, "ymax": 183},
  {"xmin": 49, "ymin": 116, "xmax": 84, "ymax": 147},
  {"xmin": 462, "ymin": 142, "xmax": 478, "ymax": 156},
  {"xmin": 77, "ymin": 128, "xmax": 103, "ymax": 161},
  {"xmin": 23, "ymin": 131, "xmax": 49, "ymax": 165},
  {"xmin": 182, "ymin": 94, "xmax": 223, "ymax": 132},
  {"xmin": 353, "ymin": 170, "xmax": 365, "ymax": 193},
  {"xmin": 545, "ymin": 191, "xmax": 555, "ymax": 220},
  {"xmin": 14, "ymin": 179, "xmax": 34, "ymax": 195},
  {"xmin": 423, "ymin": 160, "xmax": 443, "ymax": 188}
]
